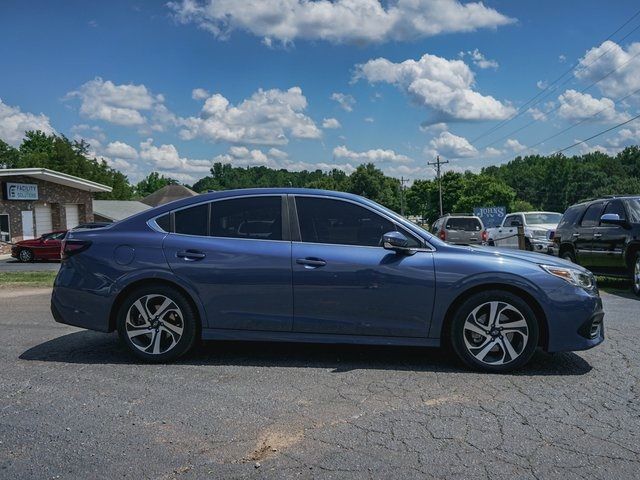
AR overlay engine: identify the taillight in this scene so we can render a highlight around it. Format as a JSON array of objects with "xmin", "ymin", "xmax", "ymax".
[
  {"xmin": 61, "ymin": 239, "xmax": 91, "ymax": 259},
  {"xmin": 439, "ymin": 229, "xmax": 446, "ymax": 241},
  {"xmin": 481, "ymin": 230, "xmax": 488, "ymax": 242}
]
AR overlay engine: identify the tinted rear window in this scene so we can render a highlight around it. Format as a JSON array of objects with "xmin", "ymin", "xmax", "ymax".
[
  {"xmin": 624, "ymin": 198, "xmax": 640, "ymax": 223},
  {"xmin": 174, "ymin": 204, "xmax": 209, "ymax": 236},
  {"xmin": 558, "ymin": 205, "xmax": 584, "ymax": 229},
  {"xmin": 580, "ymin": 202, "xmax": 604, "ymax": 227},
  {"xmin": 445, "ymin": 218, "xmax": 482, "ymax": 231},
  {"xmin": 210, "ymin": 196, "xmax": 282, "ymax": 240}
]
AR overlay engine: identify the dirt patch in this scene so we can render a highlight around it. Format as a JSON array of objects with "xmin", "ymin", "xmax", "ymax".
[{"xmin": 246, "ymin": 428, "xmax": 304, "ymax": 462}]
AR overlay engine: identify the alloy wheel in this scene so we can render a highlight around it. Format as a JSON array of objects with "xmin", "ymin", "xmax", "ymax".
[
  {"xmin": 125, "ymin": 294, "xmax": 184, "ymax": 355},
  {"xmin": 463, "ymin": 301, "xmax": 529, "ymax": 366},
  {"xmin": 19, "ymin": 249, "xmax": 33, "ymax": 262},
  {"xmin": 634, "ymin": 256, "xmax": 640, "ymax": 293}
]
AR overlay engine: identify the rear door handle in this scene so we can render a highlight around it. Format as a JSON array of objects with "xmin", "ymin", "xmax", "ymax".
[
  {"xmin": 572, "ymin": 233, "xmax": 581, "ymax": 237},
  {"xmin": 296, "ymin": 257, "xmax": 326, "ymax": 268},
  {"xmin": 593, "ymin": 233, "xmax": 602, "ymax": 238},
  {"xmin": 177, "ymin": 250, "xmax": 206, "ymax": 261}
]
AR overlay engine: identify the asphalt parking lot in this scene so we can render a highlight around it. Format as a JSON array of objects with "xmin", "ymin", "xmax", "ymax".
[
  {"xmin": 0, "ymin": 257, "xmax": 60, "ymax": 272},
  {"xmin": 1, "ymin": 287, "xmax": 639, "ymax": 479}
]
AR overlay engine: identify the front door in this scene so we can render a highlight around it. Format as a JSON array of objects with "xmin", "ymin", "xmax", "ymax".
[
  {"xmin": 21, "ymin": 211, "xmax": 34, "ymax": 239},
  {"xmin": 162, "ymin": 196, "xmax": 293, "ymax": 332},
  {"xmin": 291, "ymin": 196, "xmax": 435, "ymax": 338},
  {"xmin": 592, "ymin": 200, "xmax": 628, "ymax": 271}
]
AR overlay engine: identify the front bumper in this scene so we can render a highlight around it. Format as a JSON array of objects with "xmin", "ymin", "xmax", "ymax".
[{"xmin": 530, "ymin": 237, "xmax": 555, "ymax": 254}]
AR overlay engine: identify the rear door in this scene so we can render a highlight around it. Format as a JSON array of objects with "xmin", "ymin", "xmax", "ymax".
[
  {"xmin": 162, "ymin": 195, "xmax": 293, "ymax": 332},
  {"xmin": 592, "ymin": 200, "xmax": 628, "ymax": 271},
  {"xmin": 574, "ymin": 201, "xmax": 604, "ymax": 268},
  {"xmin": 291, "ymin": 195, "xmax": 435, "ymax": 338}
]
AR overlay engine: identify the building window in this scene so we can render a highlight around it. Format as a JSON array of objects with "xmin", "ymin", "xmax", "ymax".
[{"xmin": 0, "ymin": 214, "xmax": 9, "ymax": 242}]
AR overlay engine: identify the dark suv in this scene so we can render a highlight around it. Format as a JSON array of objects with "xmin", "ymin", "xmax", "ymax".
[{"xmin": 554, "ymin": 196, "xmax": 640, "ymax": 295}]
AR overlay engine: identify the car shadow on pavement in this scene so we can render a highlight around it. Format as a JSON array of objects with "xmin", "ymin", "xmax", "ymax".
[{"xmin": 19, "ymin": 330, "xmax": 593, "ymax": 376}]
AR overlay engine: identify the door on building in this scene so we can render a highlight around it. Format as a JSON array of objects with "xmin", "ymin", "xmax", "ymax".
[
  {"xmin": 34, "ymin": 205, "xmax": 53, "ymax": 236},
  {"xmin": 64, "ymin": 204, "xmax": 80, "ymax": 229},
  {"xmin": 0, "ymin": 214, "xmax": 10, "ymax": 242},
  {"xmin": 21, "ymin": 211, "xmax": 34, "ymax": 240}
]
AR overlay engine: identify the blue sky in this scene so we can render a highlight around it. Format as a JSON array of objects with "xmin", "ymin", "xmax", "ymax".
[{"xmin": 1, "ymin": 0, "xmax": 640, "ymax": 183}]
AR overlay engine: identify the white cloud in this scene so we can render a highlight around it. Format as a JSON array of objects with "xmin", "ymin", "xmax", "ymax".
[
  {"xmin": 67, "ymin": 77, "xmax": 172, "ymax": 130},
  {"xmin": 419, "ymin": 122, "xmax": 448, "ymax": 133},
  {"xmin": 354, "ymin": 53, "xmax": 515, "ymax": 121},
  {"xmin": 460, "ymin": 49, "xmax": 498, "ymax": 69},
  {"xmin": 528, "ymin": 107, "xmax": 547, "ymax": 121},
  {"xmin": 322, "ymin": 117, "xmax": 341, "ymax": 129},
  {"xmin": 536, "ymin": 80, "xmax": 548, "ymax": 90},
  {"xmin": 168, "ymin": 0, "xmax": 514, "ymax": 45},
  {"xmin": 559, "ymin": 54, "xmax": 567, "ymax": 63},
  {"xmin": 192, "ymin": 87, "xmax": 210, "ymax": 100},
  {"xmin": 333, "ymin": 145, "xmax": 412, "ymax": 163},
  {"xmin": 331, "ymin": 92, "xmax": 355, "ymax": 112},
  {"xmin": 425, "ymin": 131, "xmax": 478, "ymax": 158},
  {"xmin": 364, "ymin": 117, "xmax": 374, "ymax": 123},
  {"xmin": 575, "ymin": 41, "xmax": 640, "ymax": 98},
  {"xmin": 139, "ymin": 138, "xmax": 212, "ymax": 174},
  {"xmin": 179, "ymin": 86, "xmax": 321, "ymax": 145},
  {"xmin": 557, "ymin": 89, "xmax": 629, "ymax": 122},
  {"xmin": 504, "ymin": 138, "xmax": 526, "ymax": 153},
  {"xmin": 104, "ymin": 141, "xmax": 139, "ymax": 160},
  {"xmin": 0, "ymin": 99, "xmax": 55, "ymax": 146}
]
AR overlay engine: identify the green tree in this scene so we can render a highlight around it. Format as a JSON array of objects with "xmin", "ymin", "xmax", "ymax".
[{"xmin": 136, "ymin": 172, "xmax": 178, "ymax": 198}]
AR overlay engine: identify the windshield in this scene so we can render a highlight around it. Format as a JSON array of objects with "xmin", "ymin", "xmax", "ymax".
[{"xmin": 524, "ymin": 213, "xmax": 562, "ymax": 225}]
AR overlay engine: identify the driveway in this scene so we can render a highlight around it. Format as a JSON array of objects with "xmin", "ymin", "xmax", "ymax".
[
  {"xmin": 0, "ymin": 257, "xmax": 60, "ymax": 272},
  {"xmin": 0, "ymin": 288, "xmax": 638, "ymax": 479}
]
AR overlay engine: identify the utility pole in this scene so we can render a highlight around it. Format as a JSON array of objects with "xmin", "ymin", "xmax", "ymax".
[
  {"xmin": 399, "ymin": 176, "xmax": 410, "ymax": 216},
  {"xmin": 428, "ymin": 155, "xmax": 449, "ymax": 217}
]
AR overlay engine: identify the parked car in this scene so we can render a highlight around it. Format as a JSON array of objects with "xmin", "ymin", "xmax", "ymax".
[
  {"xmin": 73, "ymin": 222, "xmax": 111, "ymax": 230},
  {"xmin": 11, "ymin": 230, "xmax": 67, "ymax": 262},
  {"xmin": 554, "ymin": 195, "xmax": 640, "ymax": 296},
  {"xmin": 486, "ymin": 211, "xmax": 562, "ymax": 253},
  {"xmin": 52, "ymin": 189, "xmax": 604, "ymax": 372},
  {"xmin": 431, "ymin": 214, "xmax": 487, "ymax": 245}
]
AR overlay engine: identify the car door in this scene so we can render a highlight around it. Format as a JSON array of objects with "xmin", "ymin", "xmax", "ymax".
[
  {"xmin": 496, "ymin": 214, "xmax": 521, "ymax": 248},
  {"xmin": 574, "ymin": 201, "xmax": 604, "ymax": 268},
  {"xmin": 162, "ymin": 195, "xmax": 293, "ymax": 332},
  {"xmin": 592, "ymin": 200, "xmax": 628, "ymax": 271},
  {"xmin": 42, "ymin": 232, "xmax": 64, "ymax": 259},
  {"xmin": 291, "ymin": 195, "xmax": 436, "ymax": 338}
]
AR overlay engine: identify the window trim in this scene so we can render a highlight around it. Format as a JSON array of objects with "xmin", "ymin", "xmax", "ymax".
[
  {"xmin": 600, "ymin": 199, "xmax": 628, "ymax": 226},
  {"xmin": 147, "ymin": 194, "xmax": 289, "ymax": 242},
  {"xmin": 291, "ymin": 194, "xmax": 433, "ymax": 251}
]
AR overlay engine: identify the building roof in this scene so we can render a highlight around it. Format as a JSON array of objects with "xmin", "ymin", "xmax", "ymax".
[
  {"xmin": 93, "ymin": 200, "xmax": 151, "ymax": 222},
  {"xmin": 141, "ymin": 183, "xmax": 198, "ymax": 207},
  {"xmin": 0, "ymin": 168, "xmax": 112, "ymax": 193}
]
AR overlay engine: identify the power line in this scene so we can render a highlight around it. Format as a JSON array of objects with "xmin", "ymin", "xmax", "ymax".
[
  {"xmin": 552, "ymin": 112, "xmax": 640, "ymax": 155},
  {"xmin": 470, "ymin": 7, "xmax": 640, "ymax": 146}
]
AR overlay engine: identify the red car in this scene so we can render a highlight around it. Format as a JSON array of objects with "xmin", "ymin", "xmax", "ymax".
[{"xmin": 11, "ymin": 231, "xmax": 67, "ymax": 262}]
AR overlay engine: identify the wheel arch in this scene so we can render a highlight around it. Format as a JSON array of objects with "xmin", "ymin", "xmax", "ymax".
[
  {"xmin": 440, "ymin": 283, "xmax": 549, "ymax": 350},
  {"xmin": 108, "ymin": 278, "xmax": 203, "ymax": 334},
  {"xmin": 558, "ymin": 242, "xmax": 575, "ymax": 258},
  {"xmin": 625, "ymin": 241, "xmax": 640, "ymax": 271}
]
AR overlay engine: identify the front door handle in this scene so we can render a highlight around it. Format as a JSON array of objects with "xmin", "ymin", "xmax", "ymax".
[
  {"xmin": 177, "ymin": 250, "xmax": 206, "ymax": 261},
  {"xmin": 296, "ymin": 257, "xmax": 326, "ymax": 268},
  {"xmin": 593, "ymin": 233, "xmax": 602, "ymax": 238},
  {"xmin": 572, "ymin": 233, "xmax": 581, "ymax": 237}
]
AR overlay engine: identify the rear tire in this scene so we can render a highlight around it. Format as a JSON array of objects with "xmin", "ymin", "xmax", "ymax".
[
  {"xmin": 116, "ymin": 285, "xmax": 198, "ymax": 363},
  {"xmin": 18, "ymin": 249, "xmax": 34, "ymax": 262},
  {"xmin": 450, "ymin": 290, "xmax": 539, "ymax": 373},
  {"xmin": 632, "ymin": 253, "xmax": 640, "ymax": 297},
  {"xmin": 561, "ymin": 249, "xmax": 576, "ymax": 263}
]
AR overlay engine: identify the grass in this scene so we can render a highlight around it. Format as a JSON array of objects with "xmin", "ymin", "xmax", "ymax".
[
  {"xmin": 0, "ymin": 271, "xmax": 57, "ymax": 287},
  {"xmin": 596, "ymin": 276, "xmax": 632, "ymax": 294}
]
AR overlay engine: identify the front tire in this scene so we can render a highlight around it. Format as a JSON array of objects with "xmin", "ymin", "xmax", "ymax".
[
  {"xmin": 450, "ymin": 290, "xmax": 539, "ymax": 373},
  {"xmin": 18, "ymin": 249, "xmax": 34, "ymax": 262},
  {"xmin": 632, "ymin": 253, "xmax": 640, "ymax": 297},
  {"xmin": 116, "ymin": 285, "xmax": 198, "ymax": 363},
  {"xmin": 561, "ymin": 249, "xmax": 576, "ymax": 263}
]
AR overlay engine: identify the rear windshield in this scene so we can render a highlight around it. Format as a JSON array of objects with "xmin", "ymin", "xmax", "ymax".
[{"xmin": 445, "ymin": 218, "xmax": 482, "ymax": 231}]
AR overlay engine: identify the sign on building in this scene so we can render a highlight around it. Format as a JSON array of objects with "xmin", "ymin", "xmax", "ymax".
[
  {"xmin": 3, "ymin": 182, "xmax": 39, "ymax": 201},
  {"xmin": 474, "ymin": 206, "xmax": 506, "ymax": 228}
]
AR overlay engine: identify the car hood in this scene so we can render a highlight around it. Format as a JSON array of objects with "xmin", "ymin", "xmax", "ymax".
[
  {"xmin": 528, "ymin": 223, "xmax": 557, "ymax": 231},
  {"xmin": 461, "ymin": 245, "xmax": 589, "ymax": 272}
]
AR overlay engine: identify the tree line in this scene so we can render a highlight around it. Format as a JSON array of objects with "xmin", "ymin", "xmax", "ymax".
[{"xmin": 2, "ymin": 132, "xmax": 640, "ymax": 222}]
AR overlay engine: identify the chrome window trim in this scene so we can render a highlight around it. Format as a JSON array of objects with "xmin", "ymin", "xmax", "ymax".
[{"xmin": 292, "ymin": 193, "xmax": 435, "ymax": 252}]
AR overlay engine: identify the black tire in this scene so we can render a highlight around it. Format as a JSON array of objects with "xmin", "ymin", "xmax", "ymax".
[
  {"xmin": 488, "ymin": 240, "xmax": 495, "ymax": 247},
  {"xmin": 116, "ymin": 285, "xmax": 198, "ymax": 363},
  {"xmin": 18, "ymin": 249, "xmax": 34, "ymax": 262},
  {"xmin": 525, "ymin": 238, "xmax": 532, "ymax": 251},
  {"xmin": 450, "ymin": 290, "xmax": 539, "ymax": 373},
  {"xmin": 561, "ymin": 249, "xmax": 576, "ymax": 264},
  {"xmin": 632, "ymin": 252, "xmax": 640, "ymax": 297}
]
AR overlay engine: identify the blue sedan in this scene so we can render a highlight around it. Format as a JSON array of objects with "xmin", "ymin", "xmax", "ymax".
[{"xmin": 51, "ymin": 189, "xmax": 604, "ymax": 372}]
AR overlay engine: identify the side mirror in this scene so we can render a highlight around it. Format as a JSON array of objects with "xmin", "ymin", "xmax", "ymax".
[
  {"xmin": 382, "ymin": 231, "xmax": 414, "ymax": 254},
  {"xmin": 600, "ymin": 213, "xmax": 628, "ymax": 228}
]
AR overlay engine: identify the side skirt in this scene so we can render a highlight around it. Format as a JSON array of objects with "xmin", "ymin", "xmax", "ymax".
[{"xmin": 201, "ymin": 328, "xmax": 441, "ymax": 348}]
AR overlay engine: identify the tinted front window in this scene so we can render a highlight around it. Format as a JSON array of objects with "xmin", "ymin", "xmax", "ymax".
[
  {"xmin": 580, "ymin": 202, "xmax": 604, "ymax": 227},
  {"xmin": 210, "ymin": 196, "xmax": 282, "ymax": 240},
  {"xmin": 602, "ymin": 200, "xmax": 627, "ymax": 222},
  {"xmin": 445, "ymin": 217, "xmax": 482, "ymax": 231},
  {"xmin": 625, "ymin": 198, "xmax": 640, "ymax": 223},
  {"xmin": 296, "ymin": 197, "xmax": 395, "ymax": 247},
  {"xmin": 504, "ymin": 215, "xmax": 521, "ymax": 226},
  {"xmin": 174, "ymin": 204, "xmax": 208, "ymax": 236}
]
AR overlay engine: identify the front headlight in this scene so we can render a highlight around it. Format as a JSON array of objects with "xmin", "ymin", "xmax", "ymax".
[
  {"xmin": 540, "ymin": 265, "xmax": 596, "ymax": 290},
  {"xmin": 532, "ymin": 229, "xmax": 548, "ymax": 238}
]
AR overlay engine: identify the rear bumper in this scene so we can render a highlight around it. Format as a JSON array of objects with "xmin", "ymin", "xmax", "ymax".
[{"xmin": 51, "ymin": 286, "xmax": 113, "ymax": 332}]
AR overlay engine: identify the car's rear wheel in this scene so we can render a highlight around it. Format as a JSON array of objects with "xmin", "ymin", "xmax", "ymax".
[
  {"xmin": 18, "ymin": 249, "xmax": 34, "ymax": 262},
  {"xmin": 450, "ymin": 290, "xmax": 539, "ymax": 373},
  {"xmin": 633, "ymin": 253, "xmax": 640, "ymax": 297},
  {"xmin": 561, "ymin": 250, "xmax": 576, "ymax": 263},
  {"xmin": 116, "ymin": 285, "xmax": 198, "ymax": 362}
]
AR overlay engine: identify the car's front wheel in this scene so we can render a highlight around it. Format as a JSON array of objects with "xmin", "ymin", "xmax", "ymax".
[
  {"xmin": 116, "ymin": 285, "xmax": 198, "ymax": 362},
  {"xmin": 633, "ymin": 252, "xmax": 640, "ymax": 297},
  {"xmin": 450, "ymin": 290, "xmax": 539, "ymax": 372},
  {"xmin": 18, "ymin": 249, "xmax": 34, "ymax": 262}
]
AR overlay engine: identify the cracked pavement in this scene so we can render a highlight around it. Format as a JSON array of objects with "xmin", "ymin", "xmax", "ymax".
[{"xmin": 1, "ymin": 287, "xmax": 639, "ymax": 479}]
